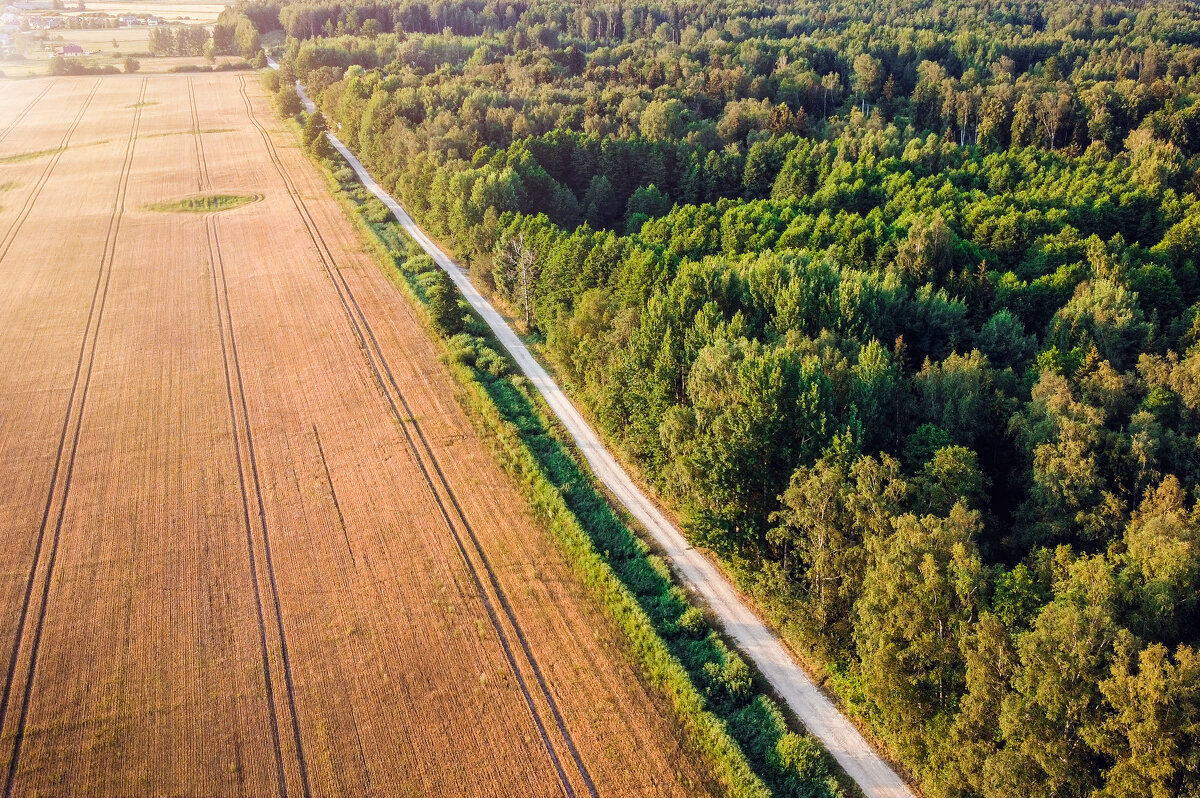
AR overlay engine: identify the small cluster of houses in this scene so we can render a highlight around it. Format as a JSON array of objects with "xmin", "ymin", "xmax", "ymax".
[
  {"xmin": 25, "ymin": 13, "xmax": 162, "ymax": 27},
  {"xmin": 118, "ymin": 13, "xmax": 162, "ymax": 26},
  {"xmin": 0, "ymin": 6, "xmax": 17, "ymax": 52},
  {"xmin": 24, "ymin": 14, "xmax": 62, "ymax": 29},
  {"xmin": 1, "ymin": 3, "xmax": 163, "ymax": 54}
]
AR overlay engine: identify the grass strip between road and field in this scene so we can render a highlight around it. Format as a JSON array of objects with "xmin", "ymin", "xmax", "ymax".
[{"xmin": 296, "ymin": 116, "xmax": 851, "ymax": 798}]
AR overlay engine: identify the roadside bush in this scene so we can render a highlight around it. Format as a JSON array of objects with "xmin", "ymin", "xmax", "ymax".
[
  {"xmin": 476, "ymin": 347, "xmax": 508, "ymax": 377},
  {"xmin": 408, "ymin": 253, "xmax": 437, "ymax": 274},
  {"xmin": 775, "ymin": 734, "xmax": 829, "ymax": 784},
  {"xmin": 677, "ymin": 606, "xmax": 708, "ymax": 638},
  {"xmin": 427, "ymin": 269, "xmax": 463, "ymax": 335},
  {"xmin": 361, "ymin": 196, "xmax": 389, "ymax": 224},
  {"xmin": 308, "ymin": 131, "xmax": 335, "ymax": 161},
  {"xmin": 703, "ymin": 646, "xmax": 754, "ymax": 705},
  {"xmin": 302, "ymin": 110, "xmax": 327, "ymax": 148},
  {"xmin": 446, "ymin": 334, "xmax": 478, "ymax": 367},
  {"xmin": 275, "ymin": 83, "xmax": 301, "ymax": 119}
]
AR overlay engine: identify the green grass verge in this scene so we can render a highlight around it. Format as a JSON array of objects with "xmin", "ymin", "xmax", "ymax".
[
  {"xmin": 144, "ymin": 194, "xmax": 259, "ymax": 214},
  {"xmin": 141, "ymin": 128, "xmax": 233, "ymax": 140},
  {"xmin": 299, "ymin": 126, "xmax": 849, "ymax": 798},
  {"xmin": 0, "ymin": 148, "xmax": 61, "ymax": 164},
  {"xmin": 0, "ymin": 139, "xmax": 112, "ymax": 165}
]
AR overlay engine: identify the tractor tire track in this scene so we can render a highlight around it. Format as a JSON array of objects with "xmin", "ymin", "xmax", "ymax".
[
  {"xmin": 203, "ymin": 212, "xmax": 298, "ymax": 798},
  {"xmin": 186, "ymin": 77, "xmax": 210, "ymax": 192},
  {"xmin": 197, "ymin": 77, "xmax": 314, "ymax": 798},
  {"xmin": 237, "ymin": 75, "xmax": 598, "ymax": 798},
  {"xmin": 0, "ymin": 77, "xmax": 147, "ymax": 798},
  {"xmin": 0, "ymin": 81, "xmax": 54, "ymax": 146},
  {"xmin": 312, "ymin": 424, "xmax": 354, "ymax": 563},
  {"xmin": 192, "ymin": 80, "xmax": 294, "ymax": 798}
]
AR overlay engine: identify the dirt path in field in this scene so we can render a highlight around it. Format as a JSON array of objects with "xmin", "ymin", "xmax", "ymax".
[
  {"xmin": 300, "ymin": 78, "xmax": 919, "ymax": 798},
  {"xmin": 0, "ymin": 74, "xmax": 718, "ymax": 797}
]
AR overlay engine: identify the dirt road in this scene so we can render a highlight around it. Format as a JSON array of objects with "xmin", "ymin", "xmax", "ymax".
[
  {"xmin": 0, "ymin": 74, "xmax": 718, "ymax": 797},
  {"xmin": 305, "ymin": 82, "xmax": 919, "ymax": 798}
]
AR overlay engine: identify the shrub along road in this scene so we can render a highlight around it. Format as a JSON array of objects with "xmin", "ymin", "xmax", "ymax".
[{"xmin": 290, "ymin": 74, "xmax": 916, "ymax": 798}]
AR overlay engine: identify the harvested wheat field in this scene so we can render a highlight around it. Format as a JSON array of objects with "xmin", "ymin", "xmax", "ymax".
[{"xmin": 0, "ymin": 73, "xmax": 719, "ymax": 798}]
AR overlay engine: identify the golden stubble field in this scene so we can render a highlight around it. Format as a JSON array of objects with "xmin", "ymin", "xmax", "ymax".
[{"xmin": 0, "ymin": 74, "xmax": 719, "ymax": 797}]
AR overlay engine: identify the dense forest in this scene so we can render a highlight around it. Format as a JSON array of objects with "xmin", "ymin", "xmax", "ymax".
[{"xmin": 248, "ymin": 0, "xmax": 1200, "ymax": 794}]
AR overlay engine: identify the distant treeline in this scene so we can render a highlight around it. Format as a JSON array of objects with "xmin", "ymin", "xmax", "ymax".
[{"xmin": 146, "ymin": 25, "xmax": 210, "ymax": 56}]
